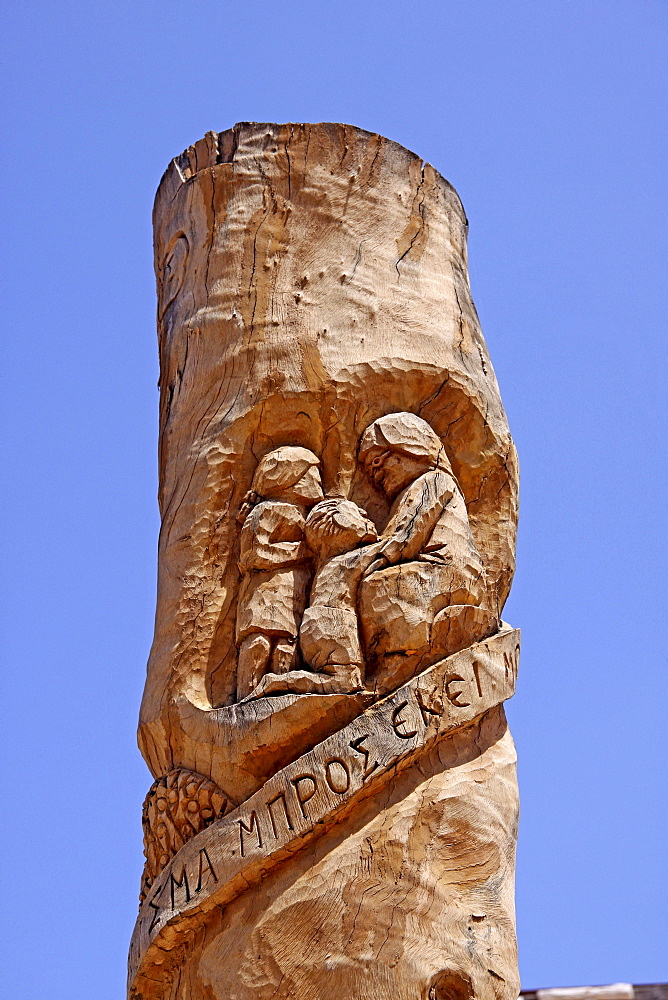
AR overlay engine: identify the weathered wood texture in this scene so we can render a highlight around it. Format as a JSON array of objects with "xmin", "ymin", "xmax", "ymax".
[{"xmin": 130, "ymin": 122, "xmax": 520, "ymax": 1000}]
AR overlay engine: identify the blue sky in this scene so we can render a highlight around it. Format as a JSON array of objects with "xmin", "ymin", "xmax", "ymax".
[{"xmin": 2, "ymin": 2, "xmax": 666, "ymax": 996}]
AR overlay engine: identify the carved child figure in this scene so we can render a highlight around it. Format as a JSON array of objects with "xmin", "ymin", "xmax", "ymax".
[
  {"xmin": 246, "ymin": 499, "xmax": 380, "ymax": 698},
  {"xmin": 235, "ymin": 446, "xmax": 323, "ymax": 701},
  {"xmin": 300, "ymin": 499, "xmax": 380, "ymax": 689}
]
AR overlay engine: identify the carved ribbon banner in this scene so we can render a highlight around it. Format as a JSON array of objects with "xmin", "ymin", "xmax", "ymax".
[{"xmin": 129, "ymin": 626, "xmax": 519, "ymax": 993}]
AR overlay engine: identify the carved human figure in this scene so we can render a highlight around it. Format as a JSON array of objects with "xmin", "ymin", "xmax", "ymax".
[
  {"xmin": 247, "ymin": 498, "xmax": 380, "ymax": 698},
  {"xmin": 358, "ymin": 412, "xmax": 498, "ymax": 691},
  {"xmin": 235, "ymin": 446, "xmax": 323, "ymax": 700}
]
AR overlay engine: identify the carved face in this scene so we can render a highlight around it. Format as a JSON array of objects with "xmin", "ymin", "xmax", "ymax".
[{"xmin": 365, "ymin": 447, "xmax": 430, "ymax": 498}]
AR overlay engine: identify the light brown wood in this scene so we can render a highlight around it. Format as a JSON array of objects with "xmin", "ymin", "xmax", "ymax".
[
  {"xmin": 130, "ymin": 626, "xmax": 519, "ymax": 994},
  {"xmin": 130, "ymin": 122, "xmax": 520, "ymax": 1000}
]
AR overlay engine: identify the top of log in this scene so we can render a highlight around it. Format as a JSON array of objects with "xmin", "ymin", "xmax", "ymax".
[{"xmin": 155, "ymin": 122, "xmax": 466, "ymax": 223}]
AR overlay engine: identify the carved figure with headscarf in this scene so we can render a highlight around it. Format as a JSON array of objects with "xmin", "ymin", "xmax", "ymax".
[{"xmin": 358, "ymin": 412, "xmax": 498, "ymax": 692}]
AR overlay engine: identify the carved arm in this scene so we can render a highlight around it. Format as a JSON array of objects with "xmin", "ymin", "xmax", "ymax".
[{"xmin": 374, "ymin": 470, "xmax": 454, "ymax": 568}]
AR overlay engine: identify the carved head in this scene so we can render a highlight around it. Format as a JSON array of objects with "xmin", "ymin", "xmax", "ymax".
[
  {"xmin": 251, "ymin": 446, "xmax": 323, "ymax": 505},
  {"xmin": 305, "ymin": 499, "xmax": 378, "ymax": 558},
  {"xmin": 359, "ymin": 412, "xmax": 451, "ymax": 498}
]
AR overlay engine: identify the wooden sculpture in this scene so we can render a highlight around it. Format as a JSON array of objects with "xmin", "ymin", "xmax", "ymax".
[{"xmin": 129, "ymin": 122, "xmax": 520, "ymax": 1000}]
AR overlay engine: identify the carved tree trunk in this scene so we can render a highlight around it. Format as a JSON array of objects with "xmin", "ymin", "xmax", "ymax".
[{"xmin": 129, "ymin": 123, "xmax": 520, "ymax": 1000}]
